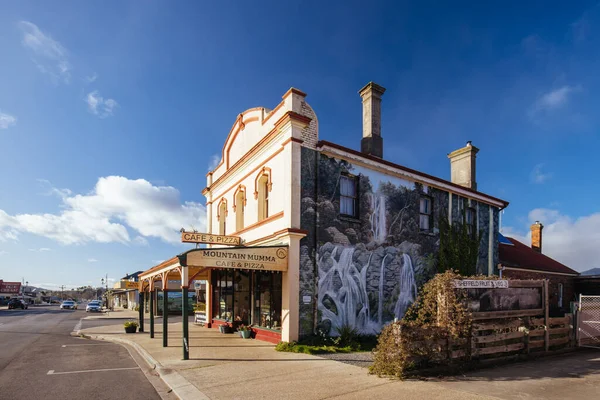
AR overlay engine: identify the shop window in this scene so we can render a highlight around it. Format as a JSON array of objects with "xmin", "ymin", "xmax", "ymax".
[
  {"xmin": 340, "ymin": 175, "xmax": 357, "ymax": 217},
  {"xmin": 218, "ymin": 199, "xmax": 227, "ymax": 235},
  {"xmin": 235, "ymin": 189, "xmax": 245, "ymax": 231},
  {"xmin": 253, "ymin": 272, "xmax": 282, "ymax": 330},
  {"xmin": 211, "ymin": 270, "xmax": 251, "ymax": 326},
  {"xmin": 419, "ymin": 196, "xmax": 432, "ymax": 232},
  {"xmin": 257, "ymin": 175, "xmax": 269, "ymax": 221}
]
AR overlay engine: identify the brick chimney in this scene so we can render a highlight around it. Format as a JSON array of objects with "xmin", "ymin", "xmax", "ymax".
[
  {"xmin": 359, "ymin": 82, "xmax": 386, "ymax": 158},
  {"xmin": 531, "ymin": 221, "xmax": 543, "ymax": 253},
  {"xmin": 448, "ymin": 141, "xmax": 479, "ymax": 190}
]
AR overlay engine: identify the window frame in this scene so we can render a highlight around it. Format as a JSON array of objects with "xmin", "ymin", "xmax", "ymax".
[
  {"xmin": 339, "ymin": 174, "xmax": 359, "ymax": 218},
  {"xmin": 465, "ymin": 207, "xmax": 476, "ymax": 236},
  {"xmin": 419, "ymin": 195, "xmax": 433, "ymax": 232}
]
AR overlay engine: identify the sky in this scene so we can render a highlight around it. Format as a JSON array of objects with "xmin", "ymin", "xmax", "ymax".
[{"xmin": 1, "ymin": 1, "xmax": 599, "ymax": 289}]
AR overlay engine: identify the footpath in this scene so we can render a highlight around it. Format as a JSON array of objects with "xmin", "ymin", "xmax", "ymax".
[{"xmin": 76, "ymin": 309, "xmax": 600, "ymax": 400}]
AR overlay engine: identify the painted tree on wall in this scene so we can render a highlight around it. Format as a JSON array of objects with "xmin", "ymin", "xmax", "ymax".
[{"xmin": 437, "ymin": 210, "xmax": 482, "ymax": 276}]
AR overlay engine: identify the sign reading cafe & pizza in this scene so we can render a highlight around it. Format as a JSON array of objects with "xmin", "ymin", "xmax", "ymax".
[
  {"xmin": 454, "ymin": 279, "xmax": 509, "ymax": 289},
  {"xmin": 181, "ymin": 231, "xmax": 241, "ymax": 246},
  {"xmin": 185, "ymin": 246, "xmax": 288, "ymax": 272}
]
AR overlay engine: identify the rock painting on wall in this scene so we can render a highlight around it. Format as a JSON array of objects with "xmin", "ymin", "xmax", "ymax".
[{"xmin": 300, "ymin": 153, "xmax": 442, "ymax": 335}]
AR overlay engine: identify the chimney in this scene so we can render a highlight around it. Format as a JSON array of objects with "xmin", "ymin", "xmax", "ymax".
[
  {"xmin": 359, "ymin": 82, "xmax": 386, "ymax": 158},
  {"xmin": 448, "ymin": 141, "xmax": 479, "ymax": 190},
  {"xmin": 531, "ymin": 221, "xmax": 543, "ymax": 253}
]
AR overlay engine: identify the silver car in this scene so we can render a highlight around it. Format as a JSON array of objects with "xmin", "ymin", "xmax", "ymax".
[
  {"xmin": 60, "ymin": 300, "xmax": 77, "ymax": 310},
  {"xmin": 86, "ymin": 301, "xmax": 102, "ymax": 312}
]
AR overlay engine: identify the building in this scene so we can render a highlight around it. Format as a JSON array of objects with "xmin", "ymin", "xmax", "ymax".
[
  {"xmin": 499, "ymin": 223, "xmax": 580, "ymax": 316},
  {"xmin": 139, "ymin": 82, "xmax": 508, "ymax": 345},
  {"xmin": 112, "ymin": 271, "xmax": 143, "ymax": 309},
  {"xmin": 0, "ymin": 280, "xmax": 21, "ymax": 304}
]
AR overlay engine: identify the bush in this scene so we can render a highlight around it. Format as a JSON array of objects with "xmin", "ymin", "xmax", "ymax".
[
  {"xmin": 123, "ymin": 303, "xmax": 128, "ymax": 309},
  {"xmin": 133, "ymin": 305, "xmax": 140, "ymax": 312}
]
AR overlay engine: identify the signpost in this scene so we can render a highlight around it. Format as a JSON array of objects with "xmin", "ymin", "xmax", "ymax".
[{"xmin": 181, "ymin": 231, "xmax": 241, "ymax": 246}]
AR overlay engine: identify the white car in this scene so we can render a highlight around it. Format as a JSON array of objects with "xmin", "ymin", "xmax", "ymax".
[
  {"xmin": 60, "ymin": 300, "xmax": 77, "ymax": 310},
  {"xmin": 86, "ymin": 301, "xmax": 102, "ymax": 312}
]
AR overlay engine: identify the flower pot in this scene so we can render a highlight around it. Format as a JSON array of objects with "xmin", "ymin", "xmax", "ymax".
[
  {"xmin": 124, "ymin": 326, "xmax": 137, "ymax": 334},
  {"xmin": 240, "ymin": 330, "xmax": 252, "ymax": 339},
  {"xmin": 219, "ymin": 325, "xmax": 230, "ymax": 334}
]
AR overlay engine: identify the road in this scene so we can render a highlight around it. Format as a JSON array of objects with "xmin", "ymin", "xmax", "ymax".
[{"xmin": 0, "ymin": 306, "xmax": 169, "ymax": 400}]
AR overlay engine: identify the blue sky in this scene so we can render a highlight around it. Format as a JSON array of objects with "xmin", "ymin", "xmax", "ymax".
[{"xmin": 1, "ymin": 1, "xmax": 599, "ymax": 289}]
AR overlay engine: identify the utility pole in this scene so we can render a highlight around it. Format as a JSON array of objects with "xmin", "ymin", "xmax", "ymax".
[{"xmin": 60, "ymin": 285, "xmax": 66, "ymax": 300}]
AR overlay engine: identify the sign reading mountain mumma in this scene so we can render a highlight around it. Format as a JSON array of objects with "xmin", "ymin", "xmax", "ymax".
[{"xmin": 454, "ymin": 279, "xmax": 509, "ymax": 289}]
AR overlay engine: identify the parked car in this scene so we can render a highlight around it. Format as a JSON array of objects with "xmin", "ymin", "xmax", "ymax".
[
  {"xmin": 60, "ymin": 300, "xmax": 77, "ymax": 310},
  {"xmin": 86, "ymin": 301, "xmax": 102, "ymax": 312},
  {"xmin": 8, "ymin": 298, "xmax": 28, "ymax": 310}
]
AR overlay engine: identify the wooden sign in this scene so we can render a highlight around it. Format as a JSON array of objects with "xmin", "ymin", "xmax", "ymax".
[
  {"xmin": 454, "ymin": 279, "xmax": 509, "ymax": 289},
  {"xmin": 181, "ymin": 231, "xmax": 241, "ymax": 246},
  {"xmin": 185, "ymin": 246, "xmax": 288, "ymax": 272}
]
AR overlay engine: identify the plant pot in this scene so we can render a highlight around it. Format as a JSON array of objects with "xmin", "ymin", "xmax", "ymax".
[
  {"xmin": 240, "ymin": 330, "xmax": 252, "ymax": 339},
  {"xmin": 219, "ymin": 325, "xmax": 230, "ymax": 334},
  {"xmin": 124, "ymin": 326, "xmax": 137, "ymax": 334}
]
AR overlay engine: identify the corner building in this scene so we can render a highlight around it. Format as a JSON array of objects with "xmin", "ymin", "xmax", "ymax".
[{"xmin": 200, "ymin": 83, "xmax": 508, "ymax": 343}]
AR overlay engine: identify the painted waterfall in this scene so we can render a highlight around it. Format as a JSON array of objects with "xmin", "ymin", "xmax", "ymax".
[{"xmin": 317, "ymin": 244, "xmax": 418, "ymax": 334}]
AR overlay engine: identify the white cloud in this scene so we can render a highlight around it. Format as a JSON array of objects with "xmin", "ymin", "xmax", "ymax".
[
  {"xmin": 530, "ymin": 163, "xmax": 552, "ymax": 184},
  {"xmin": 531, "ymin": 85, "xmax": 580, "ymax": 114},
  {"xmin": 28, "ymin": 247, "xmax": 51, "ymax": 252},
  {"xmin": 0, "ymin": 250, "xmax": 8, "ymax": 256},
  {"xmin": 133, "ymin": 236, "xmax": 149, "ymax": 246},
  {"xmin": 18, "ymin": 21, "xmax": 71, "ymax": 84},
  {"xmin": 0, "ymin": 176, "xmax": 206, "ymax": 245},
  {"xmin": 503, "ymin": 208, "xmax": 600, "ymax": 272},
  {"xmin": 88, "ymin": 258, "xmax": 98, "ymax": 263},
  {"xmin": 208, "ymin": 154, "xmax": 221, "ymax": 172},
  {"xmin": 151, "ymin": 259, "xmax": 165, "ymax": 264},
  {"xmin": 0, "ymin": 111, "xmax": 17, "ymax": 129},
  {"xmin": 86, "ymin": 91, "xmax": 118, "ymax": 118}
]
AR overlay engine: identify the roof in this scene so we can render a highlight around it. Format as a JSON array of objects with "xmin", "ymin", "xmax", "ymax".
[
  {"xmin": 499, "ymin": 236, "xmax": 579, "ymax": 276},
  {"xmin": 316, "ymin": 140, "xmax": 509, "ymax": 209},
  {"xmin": 121, "ymin": 271, "xmax": 143, "ymax": 280}
]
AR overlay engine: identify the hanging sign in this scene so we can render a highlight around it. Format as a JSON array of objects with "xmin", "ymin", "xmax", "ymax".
[
  {"xmin": 181, "ymin": 231, "xmax": 241, "ymax": 246},
  {"xmin": 185, "ymin": 246, "xmax": 288, "ymax": 272},
  {"xmin": 454, "ymin": 279, "xmax": 509, "ymax": 289}
]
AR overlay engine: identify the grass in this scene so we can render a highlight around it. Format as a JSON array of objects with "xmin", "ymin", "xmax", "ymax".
[{"xmin": 275, "ymin": 329, "xmax": 379, "ymax": 355}]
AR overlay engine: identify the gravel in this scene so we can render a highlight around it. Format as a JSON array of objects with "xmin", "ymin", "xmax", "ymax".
[{"xmin": 317, "ymin": 351, "xmax": 374, "ymax": 368}]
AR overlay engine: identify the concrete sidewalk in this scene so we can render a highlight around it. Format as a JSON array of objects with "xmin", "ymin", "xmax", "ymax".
[
  {"xmin": 77, "ymin": 319, "xmax": 492, "ymax": 400},
  {"xmin": 77, "ymin": 319, "xmax": 600, "ymax": 400}
]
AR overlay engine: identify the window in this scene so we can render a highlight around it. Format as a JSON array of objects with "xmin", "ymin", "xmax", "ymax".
[
  {"xmin": 218, "ymin": 200, "xmax": 227, "ymax": 235},
  {"xmin": 257, "ymin": 175, "xmax": 269, "ymax": 221},
  {"xmin": 235, "ymin": 189, "xmax": 245, "ymax": 231},
  {"xmin": 340, "ymin": 175, "xmax": 358, "ymax": 217},
  {"xmin": 466, "ymin": 207, "xmax": 476, "ymax": 236},
  {"xmin": 419, "ymin": 196, "xmax": 432, "ymax": 231},
  {"xmin": 558, "ymin": 283, "xmax": 563, "ymax": 308}
]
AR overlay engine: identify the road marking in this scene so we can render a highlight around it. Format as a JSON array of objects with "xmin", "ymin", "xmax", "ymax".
[
  {"xmin": 73, "ymin": 318, "xmax": 83, "ymax": 333},
  {"xmin": 47, "ymin": 367, "xmax": 139, "ymax": 375},
  {"xmin": 61, "ymin": 344, "xmax": 114, "ymax": 347}
]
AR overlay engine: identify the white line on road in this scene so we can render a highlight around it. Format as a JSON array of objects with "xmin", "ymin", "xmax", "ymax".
[
  {"xmin": 73, "ymin": 318, "xmax": 82, "ymax": 333},
  {"xmin": 47, "ymin": 367, "xmax": 139, "ymax": 375},
  {"xmin": 61, "ymin": 344, "xmax": 114, "ymax": 347}
]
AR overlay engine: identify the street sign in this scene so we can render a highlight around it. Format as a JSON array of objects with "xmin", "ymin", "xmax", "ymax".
[
  {"xmin": 181, "ymin": 231, "xmax": 241, "ymax": 246},
  {"xmin": 454, "ymin": 279, "xmax": 509, "ymax": 289}
]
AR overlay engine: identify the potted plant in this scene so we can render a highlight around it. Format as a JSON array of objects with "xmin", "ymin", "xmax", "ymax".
[
  {"xmin": 238, "ymin": 325, "xmax": 252, "ymax": 339},
  {"xmin": 124, "ymin": 320, "xmax": 139, "ymax": 333}
]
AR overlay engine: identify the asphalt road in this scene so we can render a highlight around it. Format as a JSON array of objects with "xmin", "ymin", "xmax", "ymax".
[{"xmin": 0, "ymin": 306, "xmax": 168, "ymax": 400}]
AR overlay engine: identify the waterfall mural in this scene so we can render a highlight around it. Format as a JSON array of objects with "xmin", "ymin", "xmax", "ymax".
[{"xmin": 298, "ymin": 148, "xmax": 498, "ymax": 337}]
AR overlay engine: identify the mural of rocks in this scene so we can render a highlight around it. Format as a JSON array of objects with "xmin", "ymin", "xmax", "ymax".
[{"xmin": 299, "ymin": 148, "xmax": 497, "ymax": 337}]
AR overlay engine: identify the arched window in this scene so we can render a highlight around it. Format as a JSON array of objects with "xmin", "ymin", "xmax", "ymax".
[
  {"xmin": 217, "ymin": 199, "xmax": 227, "ymax": 235},
  {"xmin": 254, "ymin": 168, "xmax": 272, "ymax": 222},
  {"xmin": 234, "ymin": 185, "xmax": 246, "ymax": 232}
]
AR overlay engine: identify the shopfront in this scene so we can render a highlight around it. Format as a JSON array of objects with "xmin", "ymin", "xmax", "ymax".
[{"xmin": 211, "ymin": 269, "xmax": 282, "ymax": 332}]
